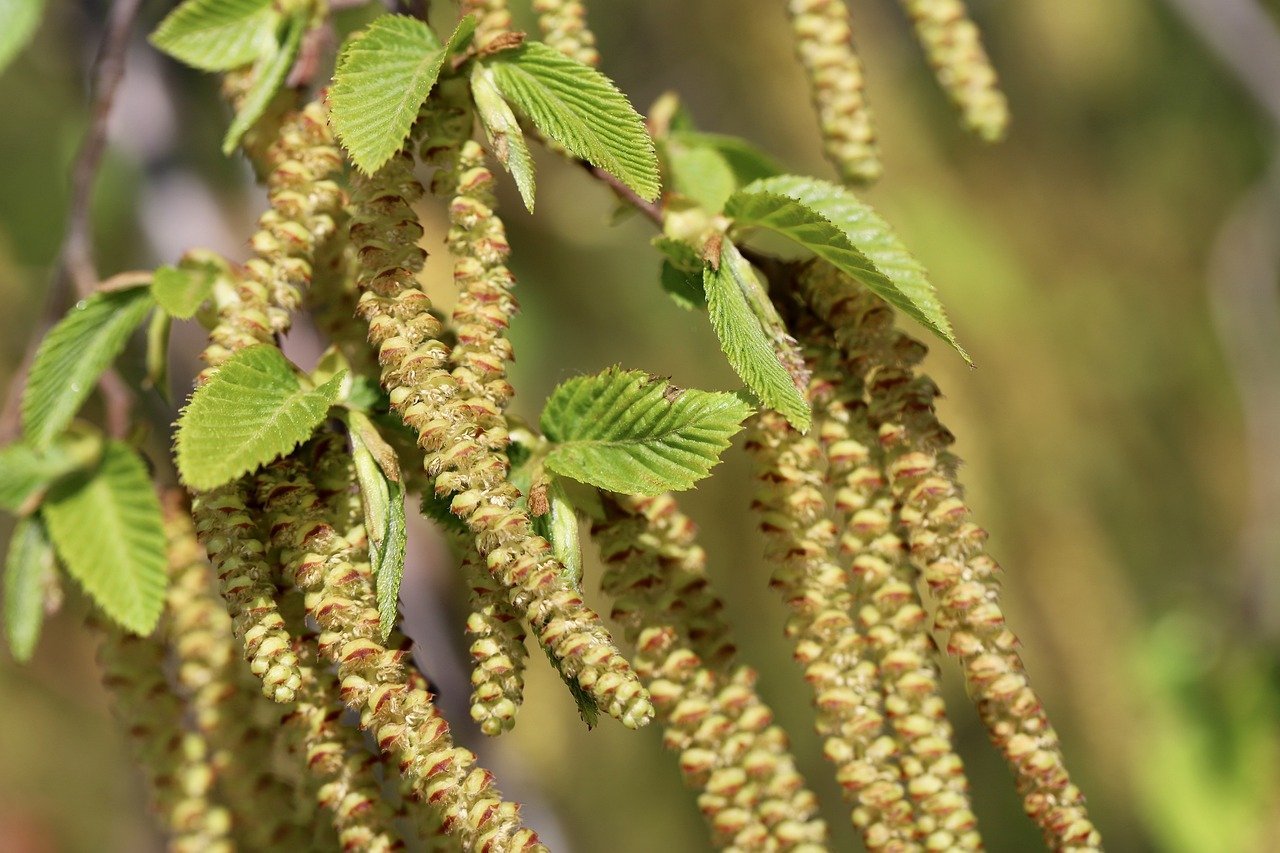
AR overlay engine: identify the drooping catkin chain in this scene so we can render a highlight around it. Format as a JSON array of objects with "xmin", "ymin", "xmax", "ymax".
[
  {"xmin": 806, "ymin": 341, "xmax": 980, "ymax": 851},
  {"xmin": 533, "ymin": 0, "xmax": 600, "ymax": 66},
  {"xmin": 593, "ymin": 493, "xmax": 829, "ymax": 851},
  {"xmin": 786, "ymin": 0, "xmax": 881, "ymax": 186},
  {"xmin": 349, "ymin": 111, "xmax": 653, "ymax": 730},
  {"xmin": 461, "ymin": 0, "xmax": 512, "ymax": 49},
  {"xmin": 459, "ymin": 542, "xmax": 528, "ymax": 736},
  {"xmin": 798, "ymin": 262, "xmax": 1101, "ymax": 850},
  {"xmin": 745, "ymin": 408, "xmax": 917, "ymax": 850},
  {"xmin": 257, "ymin": 452, "xmax": 546, "ymax": 852},
  {"xmin": 894, "ymin": 0, "xmax": 1009, "ymax": 141}
]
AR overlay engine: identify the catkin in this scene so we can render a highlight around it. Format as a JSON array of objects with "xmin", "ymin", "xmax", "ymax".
[
  {"xmin": 746, "ymin": 408, "xmax": 917, "ymax": 850},
  {"xmin": 799, "ymin": 262, "xmax": 1101, "ymax": 850},
  {"xmin": 460, "ymin": 542, "xmax": 528, "ymax": 736},
  {"xmin": 533, "ymin": 0, "xmax": 601, "ymax": 66},
  {"xmin": 895, "ymin": 0, "xmax": 1008, "ymax": 141},
  {"xmin": 258, "ymin": 453, "xmax": 546, "ymax": 852},
  {"xmin": 594, "ymin": 493, "xmax": 829, "ymax": 851},
  {"xmin": 807, "ymin": 341, "xmax": 980, "ymax": 851},
  {"xmin": 786, "ymin": 0, "xmax": 881, "ymax": 185},
  {"xmin": 349, "ymin": 111, "xmax": 653, "ymax": 730}
]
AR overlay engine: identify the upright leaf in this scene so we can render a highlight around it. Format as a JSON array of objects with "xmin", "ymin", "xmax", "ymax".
[
  {"xmin": 21, "ymin": 286, "xmax": 154, "ymax": 450},
  {"xmin": 329, "ymin": 15, "xmax": 461, "ymax": 174},
  {"xmin": 662, "ymin": 131, "xmax": 782, "ymax": 213},
  {"xmin": 703, "ymin": 242, "xmax": 811, "ymax": 430},
  {"xmin": 348, "ymin": 412, "xmax": 406, "ymax": 641},
  {"xmin": 152, "ymin": 263, "xmax": 216, "ymax": 319},
  {"xmin": 222, "ymin": 11, "xmax": 306, "ymax": 155},
  {"xmin": 0, "ymin": 0, "xmax": 45, "ymax": 77},
  {"xmin": 534, "ymin": 477, "xmax": 582, "ymax": 586},
  {"xmin": 472, "ymin": 63, "xmax": 536, "ymax": 211},
  {"xmin": 41, "ymin": 442, "xmax": 166, "ymax": 635},
  {"xmin": 541, "ymin": 367, "xmax": 752, "ymax": 496},
  {"xmin": 175, "ymin": 345, "xmax": 345, "ymax": 490},
  {"xmin": 728, "ymin": 175, "xmax": 968, "ymax": 361},
  {"xmin": 4, "ymin": 515, "xmax": 54, "ymax": 662},
  {"xmin": 150, "ymin": 0, "xmax": 278, "ymax": 71},
  {"xmin": 669, "ymin": 130, "xmax": 782, "ymax": 186},
  {"xmin": 487, "ymin": 42, "xmax": 659, "ymax": 201}
]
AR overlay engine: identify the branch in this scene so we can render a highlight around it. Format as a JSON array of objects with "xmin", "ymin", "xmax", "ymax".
[{"xmin": 575, "ymin": 159, "xmax": 664, "ymax": 226}]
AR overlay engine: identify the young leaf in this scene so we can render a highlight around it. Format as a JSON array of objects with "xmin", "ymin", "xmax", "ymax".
[
  {"xmin": 0, "ymin": 0, "xmax": 46, "ymax": 77},
  {"xmin": 664, "ymin": 140, "xmax": 737, "ymax": 213},
  {"xmin": 728, "ymin": 175, "xmax": 968, "ymax": 361},
  {"xmin": 661, "ymin": 261, "xmax": 705, "ymax": 311},
  {"xmin": 150, "ymin": 0, "xmax": 278, "ymax": 72},
  {"xmin": 152, "ymin": 263, "xmax": 216, "ymax": 319},
  {"xmin": 21, "ymin": 286, "xmax": 154, "ymax": 451},
  {"xmin": 703, "ymin": 242, "xmax": 811, "ymax": 430},
  {"xmin": 329, "ymin": 15, "xmax": 455, "ymax": 174},
  {"xmin": 348, "ymin": 411, "xmax": 406, "ymax": 641},
  {"xmin": 540, "ymin": 367, "xmax": 752, "ymax": 496},
  {"xmin": 487, "ymin": 42, "xmax": 660, "ymax": 202},
  {"xmin": 0, "ymin": 434, "xmax": 101, "ymax": 513},
  {"xmin": 534, "ymin": 477, "xmax": 582, "ymax": 586},
  {"xmin": 222, "ymin": 10, "xmax": 305, "ymax": 155},
  {"xmin": 41, "ymin": 442, "xmax": 166, "ymax": 635},
  {"xmin": 175, "ymin": 345, "xmax": 345, "ymax": 490},
  {"xmin": 4, "ymin": 515, "xmax": 55, "ymax": 662},
  {"xmin": 145, "ymin": 310, "xmax": 172, "ymax": 404},
  {"xmin": 472, "ymin": 63, "xmax": 536, "ymax": 211},
  {"xmin": 669, "ymin": 130, "xmax": 782, "ymax": 186}
]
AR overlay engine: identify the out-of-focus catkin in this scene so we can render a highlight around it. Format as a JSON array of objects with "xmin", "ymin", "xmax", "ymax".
[
  {"xmin": 786, "ymin": 0, "xmax": 881, "ymax": 185},
  {"xmin": 895, "ymin": 0, "xmax": 1008, "ymax": 141},
  {"xmin": 799, "ymin": 262, "xmax": 1101, "ymax": 850},
  {"xmin": 593, "ymin": 493, "xmax": 829, "ymax": 851},
  {"xmin": 461, "ymin": 0, "xmax": 512, "ymax": 49},
  {"xmin": 533, "ymin": 0, "xmax": 600, "ymax": 66}
]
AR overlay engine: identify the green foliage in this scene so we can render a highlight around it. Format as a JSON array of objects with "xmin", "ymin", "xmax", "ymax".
[
  {"xmin": 472, "ymin": 63, "xmax": 536, "ymax": 211},
  {"xmin": 662, "ymin": 130, "xmax": 781, "ymax": 213},
  {"xmin": 486, "ymin": 42, "xmax": 660, "ymax": 202},
  {"xmin": 21, "ymin": 286, "xmax": 154, "ymax": 451},
  {"xmin": 150, "ymin": 0, "xmax": 279, "ymax": 72},
  {"xmin": 41, "ymin": 442, "xmax": 166, "ymax": 635},
  {"xmin": 540, "ymin": 367, "xmax": 752, "ymax": 496},
  {"xmin": 3, "ymin": 515, "xmax": 54, "ymax": 662},
  {"xmin": 653, "ymin": 236, "xmax": 707, "ymax": 309},
  {"xmin": 0, "ymin": 0, "xmax": 45, "ymax": 77},
  {"xmin": 222, "ymin": 10, "xmax": 306, "ymax": 155},
  {"xmin": 175, "ymin": 345, "xmax": 345, "ymax": 490},
  {"xmin": 534, "ymin": 477, "xmax": 582, "ymax": 586},
  {"xmin": 348, "ymin": 413, "xmax": 406, "ymax": 642},
  {"xmin": 151, "ymin": 263, "xmax": 215, "ymax": 319},
  {"xmin": 329, "ymin": 15, "xmax": 475, "ymax": 174},
  {"xmin": 728, "ymin": 175, "xmax": 968, "ymax": 361},
  {"xmin": 0, "ymin": 433, "xmax": 102, "ymax": 513},
  {"xmin": 703, "ymin": 242, "xmax": 811, "ymax": 430},
  {"xmin": 145, "ymin": 310, "xmax": 172, "ymax": 404}
]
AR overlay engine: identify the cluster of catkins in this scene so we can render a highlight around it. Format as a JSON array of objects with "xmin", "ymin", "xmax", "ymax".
[{"xmin": 93, "ymin": 3, "xmax": 1101, "ymax": 852}]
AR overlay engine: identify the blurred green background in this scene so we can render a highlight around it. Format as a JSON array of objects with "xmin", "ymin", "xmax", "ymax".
[{"xmin": 2, "ymin": 1, "xmax": 1279, "ymax": 850}]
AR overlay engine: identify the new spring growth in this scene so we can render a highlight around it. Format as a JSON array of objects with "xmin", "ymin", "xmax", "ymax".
[
  {"xmin": 786, "ymin": 0, "xmax": 882, "ymax": 185},
  {"xmin": 798, "ymin": 262, "xmax": 1101, "ymax": 850},
  {"xmin": 460, "ymin": 541, "xmax": 529, "ymax": 736},
  {"xmin": 533, "ymin": 0, "xmax": 600, "ymax": 67},
  {"xmin": 594, "ymin": 493, "xmax": 830, "ymax": 850}
]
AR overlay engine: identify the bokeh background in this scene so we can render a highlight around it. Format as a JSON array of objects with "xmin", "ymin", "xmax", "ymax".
[{"xmin": 2, "ymin": 1, "xmax": 1279, "ymax": 850}]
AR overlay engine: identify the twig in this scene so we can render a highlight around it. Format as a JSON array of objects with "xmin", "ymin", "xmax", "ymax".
[{"xmin": 574, "ymin": 159, "xmax": 664, "ymax": 226}]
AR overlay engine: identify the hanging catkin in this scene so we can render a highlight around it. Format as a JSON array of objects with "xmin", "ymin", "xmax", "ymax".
[
  {"xmin": 461, "ymin": 0, "xmax": 513, "ymax": 50},
  {"xmin": 786, "ymin": 0, "xmax": 882, "ymax": 185},
  {"xmin": 798, "ymin": 261, "xmax": 1101, "ymax": 850},
  {"xmin": 533, "ymin": 0, "xmax": 601, "ymax": 66},
  {"xmin": 593, "ymin": 492, "xmax": 830, "ymax": 851},
  {"xmin": 460, "ymin": 541, "xmax": 528, "ymax": 736}
]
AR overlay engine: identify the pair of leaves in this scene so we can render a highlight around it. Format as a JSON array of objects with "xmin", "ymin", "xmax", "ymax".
[
  {"xmin": 540, "ymin": 367, "xmax": 752, "ymax": 497},
  {"xmin": 0, "ymin": 0, "xmax": 45, "ymax": 78},
  {"xmin": 347, "ymin": 412, "xmax": 407, "ymax": 642},
  {"xmin": 175, "ymin": 345, "xmax": 345, "ymax": 490}
]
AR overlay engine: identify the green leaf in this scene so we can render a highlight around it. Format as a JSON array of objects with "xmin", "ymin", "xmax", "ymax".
[
  {"xmin": 472, "ymin": 63, "xmax": 536, "ymax": 212},
  {"xmin": 0, "ymin": 0, "xmax": 45, "ymax": 77},
  {"xmin": 541, "ymin": 367, "xmax": 752, "ymax": 496},
  {"xmin": 0, "ymin": 433, "xmax": 102, "ymax": 514},
  {"xmin": 664, "ymin": 141, "xmax": 736, "ymax": 213},
  {"xmin": 329, "ymin": 14, "xmax": 453, "ymax": 174},
  {"xmin": 728, "ymin": 175, "xmax": 968, "ymax": 361},
  {"xmin": 145, "ymin": 310, "xmax": 172, "ymax": 404},
  {"xmin": 348, "ymin": 411, "xmax": 406, "ymax": 642},
  {"xmin": 661, "ymin": 261, "xmax": 705, "ymax": 311},
  {"xmin": 670, "ymin": 131, "xmax": 781, "ymax": 187},
  {"xmin": 4, "ymin": 515, "xmax": 54, "ymax": 661},
  {"xmin": 534, "ymin": 477, "xmax": 582, "ymax": 586},
  {"xmin": 41, "ymin": 442, "xmax": 166, "ymax": 635},
  {"xmin": 175, "ymin": 345, "xmax": 345, "ymax": 490},
  {"xmin": 21, "ymin": 287, "xmax": 155, "ymax": 450},
  {"xmin": 222, "ymin": 11, "xmax": 305, "ymax": 155},
  {"xmin": 703, "ymin": 242, "xmax": 811, "ymax": 430},
  {"xmin": 152, "ymin": 263, "xmax": 216, "ymax": 319},
  {"xmin": 150, "ymin": 0, "xmax": 278, "ymax": 72},
  {"xmin": 487, "ymin": 42, "xmax": 660, "ymax": 202}
]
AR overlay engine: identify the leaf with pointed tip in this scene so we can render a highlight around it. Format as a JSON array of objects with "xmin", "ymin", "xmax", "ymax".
[
  {"xmin": 472, "ymin": 62, "xmax": 536, "ymax": 211},
  {"xmin": 535, "ymin": 477, "xmax": 581, "ymax": 586},
  {"xmin": 703, "ymin": 242, "xmax": 811, "ymax": 430},
  {"xmin": 348, "ymin": 411, "xmax": 406, "ymax": 641},
  {"xmin": 0, "ymin": 0, "xmax": 46, "ymax": 77},
  {"xmin": 728, "ymin": 175, "xmax": 968, "ymax": 361},
  {"xmin": 541, "ymin": 367, "xmax": 751, "ymax": 496},
  {"xmin": 175, "ymin": 345, "xmax": 344, "ymax": 490},
  {"xmin": 222, "ymin": 11, "xmax": 305, "ymax": 155},
  {"xmin": 42, "ymin": 442, "xmax": 166, "ymax": 635},
  {"xmin": 21, "ymin": 287, "xmax": 154, "ymax": 451},
  {"xmin": 487, "ymin": 42, "xmax": 659, "ymax": 202},
  {"xmin": 149, "ymin": 0, "xmax": 278, "ymax": 71},
  {"xmin": 4, "ymin": 515, "xmax": 54, "ymax": 661}
]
